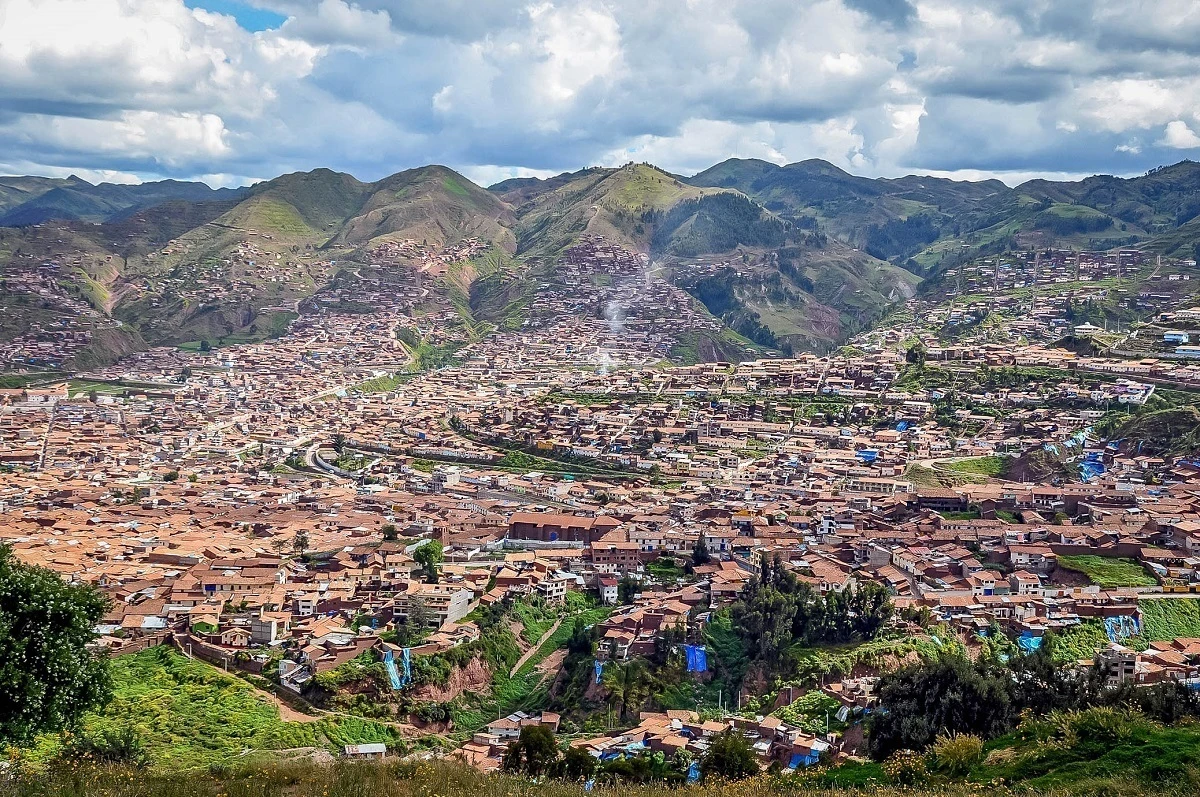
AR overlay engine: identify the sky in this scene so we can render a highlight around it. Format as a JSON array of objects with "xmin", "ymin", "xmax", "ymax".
[{"xmin": 2, "ymin": 0, "xmax": 1200, "ymax": 188}]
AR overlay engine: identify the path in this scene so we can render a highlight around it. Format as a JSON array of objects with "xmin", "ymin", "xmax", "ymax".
[{"xmin": 510, "ymin": 619, "xmax": 563, "ymax": 676}]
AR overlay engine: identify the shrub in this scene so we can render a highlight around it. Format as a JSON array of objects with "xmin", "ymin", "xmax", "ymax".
[
  {"xmin": 930, "ymin": 732, "xmax": 983, "ymax": 775},
  {"xmin": 883, "ymin": 750, "xmax": 928, "ymax": 786},
  {"xmin": 61, "ymin": 727, "xmax": 150, "ymax": 768}
]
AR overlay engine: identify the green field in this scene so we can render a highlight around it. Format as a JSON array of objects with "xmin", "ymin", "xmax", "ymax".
[
  {"xmin": 1139, "ymin": 598, "xmax": 1200, "ymax": 641},
  {"xmin": 0, "ymin": 371, "xmax": 64, "ymax": 389},
  {"xmin": 941, "ymin": 456, "xmax": 1011, "ymax": 478},
  {"xmin": 1057, "ymin": 556, "xmax": 1157, "ymax": 588},
  {"xmin": 20, "ymin": 646, "xmax": 408, "ymax": 771}
]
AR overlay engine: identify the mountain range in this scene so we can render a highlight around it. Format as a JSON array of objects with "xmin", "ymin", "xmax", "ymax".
[
  {"xmin": 0, "ymin": 175, "xmax": 244, "ymax": 227},
  {"xmin": 2, "ymin": 158, "xmax": 1199, "ymax": 368}
]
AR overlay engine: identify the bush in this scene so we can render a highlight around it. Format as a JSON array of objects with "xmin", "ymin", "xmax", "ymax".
[
  {"xmin": 883, "ymin": 750, "xmax": 928, "ymax": 786},
  {"xmin": 930, "ymin": 732, "xmax": 983, "ymax": 775},
  {"xmin": 61, "ymin": 727, "xmax": 150, "ymax": 768},
  {"xmin": 700, "ymin": 728, "xmax": 759, "ymax": 782}
]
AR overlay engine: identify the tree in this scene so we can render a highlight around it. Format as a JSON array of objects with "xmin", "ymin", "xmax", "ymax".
[
  {"xmin": 601, "ymin": 658, "xmax": 653, "ymax": 722},
  {"xmin": 413, "ymin": 540, "xmax": 443, "ymax": 583},
  {"xmin": 198, "ymin": 340, "xmax": 210, "ymax": 352},
  {"xmin": 163, "ymin": 470, "xmax": 179, "ymax": 482},
  {"xmin": 692, "ymin": 531, "xmax": 711, "ymax": 567},
  {"xmin": 381, "ymin": 523, "xmax": 398, "ymax": 541},
  {"xmin": 558, "ymin": 745, "xmax": 598, "ymax": 781},
  {"xmin": 566, "ymin": 616, "xmax": 594, "ymax": 658},
  {"xmin": 332, "ymin": 433, "xmax": 347, "ymax": 454},
  {"xmin": 700, "ymin": 728, "xmax": 759, "ymax": 782},
  {"xmin": 406, "ymin": 596, "xmax": 431, "ymax": 632},
  {"xmin": 0, "ymin": 545, "xmax": 112, "ymax": 744},
  {"xmin": 867, "ymin": 653, "xmax": 1016, "ymax": 760},
  {"xmin": 292, "ymin": 529, "xmax": 310, "ymax": 556},
  {"xmin": 502, "ymin": 724, "xmax": 559, "ymax": 776},
  {"xmin": 617, "ymin": 574, "xmax": 639, "ymax": 604}
]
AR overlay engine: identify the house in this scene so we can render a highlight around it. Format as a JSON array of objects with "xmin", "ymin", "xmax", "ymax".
[
  {"xmin": 343, "ymin": 743, "xmax": 387, "ymax": 759},
  {"xmin": 598, "ymin": 576, "xmax": 619, "ymax": 605}
]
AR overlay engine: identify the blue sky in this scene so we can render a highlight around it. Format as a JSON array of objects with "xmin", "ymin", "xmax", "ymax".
[
  {"xmin": 183, "ymin": 1, "xmax": 286, "ymax": 32},
  {"xmin": 2, "ymin": 0, "xmax": 1200, "ymax": 188}
]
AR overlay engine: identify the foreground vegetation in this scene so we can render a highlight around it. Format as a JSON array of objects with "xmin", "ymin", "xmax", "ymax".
[
  {"xmin": 19, "ymin": 647, "xmax": 413, "ymax": 771},
  {"xmin": 10, "ymin": 743, "xmax": 1200, "ymax": 797}
]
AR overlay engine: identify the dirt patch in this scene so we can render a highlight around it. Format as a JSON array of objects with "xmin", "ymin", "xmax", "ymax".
[
  {"xmin": 412, "ymin": 656, "xmax": 491, "ymax": 703},
  {"xmin": 537, "ymin": 649, "xmax": 567, "ymax": 675},
  {"xmin": 277, "ymin": 701, "xmax": 321, "ymax": 723}
]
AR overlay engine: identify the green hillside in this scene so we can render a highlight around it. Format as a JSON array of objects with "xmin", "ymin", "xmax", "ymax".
[
  {"xmin": 6, "ymin": 158, "xmax": 1200, "ymax": 367},
  {"xmin": 510, "ymin": 163, "xmax": 717, "ymax": 259},
  {"xmin": 334, "ymin": 165, "xmax": 515, "ymax": 251}
]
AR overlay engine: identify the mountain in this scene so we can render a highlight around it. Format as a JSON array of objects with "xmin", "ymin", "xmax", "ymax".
[
  {"xmin": 502, "ymin": 163, "xmax": 723, "ymax": 259},
  {"xmin": 332, "ymin": 165, "xmax": 515, "ymax": 251},
  {"xmin": 689, "ymin": 158, "xmax": 1200, "ymax": 271},
  {"xmin": 4, "ymin": 158, "xmax": 1200, "ymax": 368},
  {"xmin": 0, "ymin": 176, "xmax": 245, "ymax": 226}
]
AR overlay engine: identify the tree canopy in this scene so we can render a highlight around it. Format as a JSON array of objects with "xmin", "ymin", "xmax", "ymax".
[
  {"xmin": 730, "ymin": 554, "xmax": 893, "ymax": 666},
  {"xmin": 867, "ymin": 640, "xmax": 1200, "ymax": 759},
  {"xmin": 414, "ymin": 540, "xmax": 443, "ymax": 583},
  {"xmin": 700, "ymin": 728, "xmax": 759, "ymax": 782},
  {"xmin": 0, "ymin": 545, "xmax": 112, "ymax": 744},
  {"xmin": 502, "ymin": 724, "xmax": 559, "ymax": 776}
]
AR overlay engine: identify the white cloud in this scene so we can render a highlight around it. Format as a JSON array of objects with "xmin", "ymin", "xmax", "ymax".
[
  {"xmin": 1160, "ymin": 120, "xmax": 1200, "ymax": 149},
  {"xmin": 3, "ymin": 0, "xmax": 1200, "ymax": 184}
]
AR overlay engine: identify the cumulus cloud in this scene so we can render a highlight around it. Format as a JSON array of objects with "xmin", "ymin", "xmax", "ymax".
[
  {"xmin": 2, "ymin": 0, "xmax": 1200, "ymax": 185},
  {"xmin": 1161, "ymin": 120, "xmax": 1200, "ymax": 149}
]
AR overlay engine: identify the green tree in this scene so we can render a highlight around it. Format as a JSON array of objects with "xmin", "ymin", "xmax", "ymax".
[
  {"xmin": 381, "ymin": 523, "xmax": 398, "ymax": 541},
  {"xmin": 700, "ymin": 728, "xmax": 759, "ymax": 782},
  {"xmin": 198, "ymin": 339, "xmax": 210, "ymax": 352},
  {"xmin": 617, "ymin": 574, "xmax": 640, "ymax": 604},
  {"xmin": 292, "ymin": 529, "xmax": 310, "ymax": 556},
  {"xmin": 601, "ymin": 658, "xmax": 653, "ymax": 722},
  {"xmin": 502, "ymin": 724, "xmax": 559, "ymax": 776},
  {"xmin": 867, "ymin": 653, "xmax": 1015, "ymax": 760},
  {"xmin": 414, "ymin": 540, "xmax": 443, "ymax": 583},
  {"xmin": 692, "ymin": 530, "xmax": 711, "ymax": 567},
  {"xmin": 406, "ymin": 596, "xmax": 431, "ymax": 633},
  {"xmin": 0, "ymin": 545, "xmax": 112, "ymax": 744},
  {"xmin": 558, "ymin": 745, "xmax": 598, "ymax": 781}
]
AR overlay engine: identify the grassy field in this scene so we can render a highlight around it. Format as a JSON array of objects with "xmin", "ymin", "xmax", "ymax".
[
  {"xmin": 1057, "ymin": 556, "xmax": 1157, "ymax": 588},
  {"xmin": 0, "ymin": 758, "xmax": 1011, "ymax": 797},
  {"xmin": 941, "ymin": 456, "xmax": 1011, "ymax": 478},
  {"xmin": 0, "ymin": 370, "xmax": 65, "ymax": 388},
  {"xmin": 14, "ymin": 736, "xmax": 1200, "ymax": 797},
  {"xmin": 354, "ymin": 372, "xmax": 414, "ymax": 393},
  {"xmin": 1049, "ymin": 621, "xmax": 1113, "ymax": 663},
  {"xmin": 1139, "ymin": 598, "xmax": 1200, "ymax": 641},
  {"xmin": 20, "ymin": 646, "xmax": 409, "ymax": 771}
]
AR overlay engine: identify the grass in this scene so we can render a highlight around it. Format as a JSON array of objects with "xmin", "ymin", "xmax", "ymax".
[
  {"xmin": 1057, "ymin": 556, "xmax": 1157, "ymax": 588},
  {"xmin": 18, "ymin": 646, "xmax": 408, "ymax": 772},
  {"xmin": 0, "ymin": 371, "xmax": 65, "ymax": 389},
  {"xmin": 1139, "ymin": 599, "xmax": 1200, "ymax": 641},
  {"xmin": 67, "ymin": 378, "xmax": 177, "ymax": 398},
  {"xmin": 0, "ymin": 756, "xmax": 1062, "ymax": 797},
  {"xmin": 354, "ymin": 373, "xmax": 413, "ymax": 393},
  {"xmin": 645, "ymin": 557, "xmax": 688, "ymax": 582},
  {"xmin": 17, "ymin": 739, "xmax": 1200, "ymax": 796},
  {"xmin": 942, "ymin": 456, "xmax": 1011, "ymax": 478},
  {"xmin": 969, "ymin": 707, "xmax": 1200, "ymax": 794},
  {"xmin": 1049, "ymin": 621, "xmax": 1114, "ymax": 663}
]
